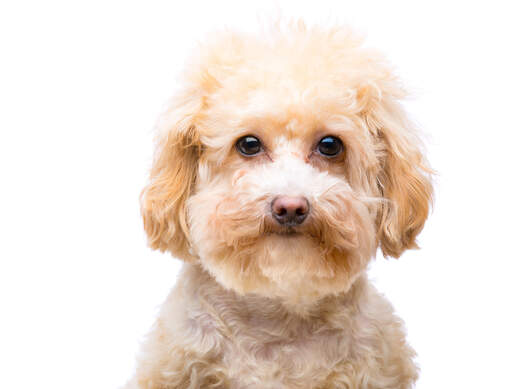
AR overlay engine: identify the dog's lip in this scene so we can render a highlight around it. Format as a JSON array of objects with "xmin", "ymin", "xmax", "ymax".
[
  {"xmin": 274, "ymin": 231, "xmax": 300, "ymax": 236},
  {"xmin": 263, "ymin": 216, "xmax": 309, "ymax": 237},
  {"xmin": 265, "ymin": 227, "xmax": 302, "ymax": 237}
]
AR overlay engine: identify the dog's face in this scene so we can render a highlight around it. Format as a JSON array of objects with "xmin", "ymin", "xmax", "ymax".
[{"xmin": 141, "ymin": 26, "xmax": 432, "ymax": 302}]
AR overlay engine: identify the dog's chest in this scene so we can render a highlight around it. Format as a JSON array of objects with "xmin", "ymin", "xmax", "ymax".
[{"xmin": 222, "ymin": 326, "xmax": 349, "ymax": 389}]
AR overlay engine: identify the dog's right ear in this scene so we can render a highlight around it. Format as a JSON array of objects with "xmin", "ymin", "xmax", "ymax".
[{"xmin": 140, "ymin": 90, "xmax": 203, "ymax": 261}]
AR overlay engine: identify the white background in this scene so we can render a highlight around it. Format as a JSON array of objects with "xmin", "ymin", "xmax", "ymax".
[{"xmin": 1, "ymin": 1, "xmax": 511, "ymax": 388}]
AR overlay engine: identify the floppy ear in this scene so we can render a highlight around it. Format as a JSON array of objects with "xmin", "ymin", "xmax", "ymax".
[
  {"xmin": 140, "ymin": 91, "xmax": 202, "ymax": 261},
  {"xmin": 369, "ymin": 98, "xmax": 433, "ymax": 258}
]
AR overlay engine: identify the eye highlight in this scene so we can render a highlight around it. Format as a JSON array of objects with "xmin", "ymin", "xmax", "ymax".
[
  {"xmin": 317, "ymin": 136, "xmax": 344, "ymax": 157},
  {"xmin": 236, "ymin": 135, "xmax": 262, "ymax": 156}
]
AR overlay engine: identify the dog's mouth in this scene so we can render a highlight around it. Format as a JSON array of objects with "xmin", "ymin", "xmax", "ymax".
[
  {"xmin": 262, "ymin": 221, "xmax": 305, "ymax": 238},
  {"xmin": 268, "ymin": 228, "xmax": 301, "ymax": 237},
  {"xmin": 259, "ymin": 214, "xmax": 313, "ymax": 238}
]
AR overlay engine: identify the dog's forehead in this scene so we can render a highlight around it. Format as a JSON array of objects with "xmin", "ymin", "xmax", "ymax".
[{"xmin": 200, "ymin": 75, "xmax": 359, "ymax": 144}]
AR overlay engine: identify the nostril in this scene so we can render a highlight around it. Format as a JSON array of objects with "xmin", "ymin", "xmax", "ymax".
[{"xmin": 271, "ymin": 196, "xmax": 310, "ymax": 225}]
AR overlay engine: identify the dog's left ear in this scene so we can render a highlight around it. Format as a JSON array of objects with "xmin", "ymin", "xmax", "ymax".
[
  {"xmin": 140, "ymin": 89, "xmax": 203, "ymax": 261},
  {"xmin": 363, "ymin": 89, "xmax": 434, "ymax": 258}
]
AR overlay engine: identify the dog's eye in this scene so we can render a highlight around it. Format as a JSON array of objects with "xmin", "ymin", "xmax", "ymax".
[
  {"xmin": 236, "ymin": 135, "xmax": 262, "ymax": 156},
  {"xmin": 317, "ymin": 136, "xmax": 343, "ymax": 157}
]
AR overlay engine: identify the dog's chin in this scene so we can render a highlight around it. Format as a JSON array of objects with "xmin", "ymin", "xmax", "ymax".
[
  {"xmin": 256, "ymin": 232, "xmax": 337, "ymax": 280},
  {"xmin": 197, "ymin": 229, "xmax": 369, "ymax": 306}
]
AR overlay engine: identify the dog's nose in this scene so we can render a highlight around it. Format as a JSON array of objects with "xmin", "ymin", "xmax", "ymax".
[{"xmin": 271, "ymin": 196, "xmax": 310, "ymax": 226}]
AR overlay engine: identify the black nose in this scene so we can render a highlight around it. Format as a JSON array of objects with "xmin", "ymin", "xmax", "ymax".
[{"xmin": 271, "ymin": 196, "xmax": 310, "ymax": 226}]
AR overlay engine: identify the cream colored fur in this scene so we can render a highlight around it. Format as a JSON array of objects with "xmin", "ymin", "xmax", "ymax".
[{"xmin": 127, "ymin": 21, "xmax": 432, "ymax": 389}]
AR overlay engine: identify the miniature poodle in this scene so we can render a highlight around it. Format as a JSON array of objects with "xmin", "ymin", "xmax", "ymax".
[{"xmin": 125, "ymin": 21, "xmax": 433, "ymax": 389}]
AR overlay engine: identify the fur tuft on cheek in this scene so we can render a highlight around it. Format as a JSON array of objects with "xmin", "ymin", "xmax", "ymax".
[
  {"xmin": 187, "ymin": 185, "xmax": 267, "ymax": 292},
  {"xmin": 305, "ymin": 188, "xmax": 377, "ymax": 285}
]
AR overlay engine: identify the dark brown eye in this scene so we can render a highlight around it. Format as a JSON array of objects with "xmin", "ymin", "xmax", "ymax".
[
  {"xmin": 236, "ymin": 135, "xmax": 262, "ymax": 156},
  {"xmin": 317, "ymin": 136, "xmax": 343, "ymax": 157}
]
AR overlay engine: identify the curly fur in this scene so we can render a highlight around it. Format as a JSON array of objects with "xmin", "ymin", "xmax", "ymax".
[{"xmin": 128, "ymin": 21, "xmax": 433, "ymax": 389}]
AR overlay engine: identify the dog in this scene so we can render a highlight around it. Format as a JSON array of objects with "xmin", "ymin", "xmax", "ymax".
[{"xmin": 125, "ymin": 21, "xmax": 433, "ymax": 389}]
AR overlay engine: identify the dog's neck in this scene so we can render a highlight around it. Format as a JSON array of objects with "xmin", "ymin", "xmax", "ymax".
[{"xmin": 177, "ymin": 263, "xmax": 369, "ymax": 335}]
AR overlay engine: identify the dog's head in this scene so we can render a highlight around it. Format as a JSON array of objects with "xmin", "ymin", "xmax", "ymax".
[{"xmin": 141, "ymin": 24, "xmax": 432, "ymax": 302}]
